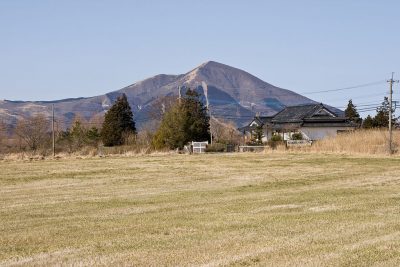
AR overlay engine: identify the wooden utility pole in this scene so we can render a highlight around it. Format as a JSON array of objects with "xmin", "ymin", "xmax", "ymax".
[
  {"xmin": 387, "ymin": 72, "xmax": 399, "ymax": 154},
  {"xmin": 202, "ymin": 81, "xmax": 213, "ymax": 145},
  {"xmin": 178, "ymin": 86, "xmax": 182, "ymax": 105},
  {"xmin": 52, "ymin": 104, "xmax": 55, "ymax": 157}
]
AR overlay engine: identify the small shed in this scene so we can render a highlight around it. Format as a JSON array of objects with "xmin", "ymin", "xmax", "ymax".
[{"xmin": 191, "ymin": 141, "xmax": 208, "ymax": 153}]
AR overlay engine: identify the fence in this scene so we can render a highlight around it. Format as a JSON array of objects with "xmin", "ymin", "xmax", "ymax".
[
  {"xmin": 238, "ymin": 145, "xmax": 266, "ymax": 152},
  {"xmin": 286, "ymin": 140, "xmax": 312, "ymax": 147}
]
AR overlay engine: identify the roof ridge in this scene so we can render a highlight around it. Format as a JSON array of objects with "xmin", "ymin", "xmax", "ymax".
[{"xmin": 286, "ymin": 103, "xmax": 320, "ymax": 107}]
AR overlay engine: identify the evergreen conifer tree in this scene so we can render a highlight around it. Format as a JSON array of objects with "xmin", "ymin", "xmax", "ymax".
[
  {"xmin": 362, "ymin": 115, "xmax": 374, "ymax": 129},
  {"xmin": 70, "ymin": 120, "xmax": 86, "ymax": 149},
  {"xmin": 250, "ymin": 125, "xmax": 264, "ymax": 145},
  {"xmin": 152, "ymin": 88, "xmax": 210, "ymax": 149},
  {"xmin": 373, "ymin": 97, "xmax": 395, "ymax": 128},
  {"xmin": 101, "ymin": 94, "xmax": 136, "ymax": 146},
  {"xmin": 345, "ymin": 99, "xmax": 362, "ymax": 125}
]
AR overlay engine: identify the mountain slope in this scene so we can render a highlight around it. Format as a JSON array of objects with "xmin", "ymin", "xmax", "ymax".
[{"xmin": 0, "ymin": 61, "xmax": 319, "ymax": 129}]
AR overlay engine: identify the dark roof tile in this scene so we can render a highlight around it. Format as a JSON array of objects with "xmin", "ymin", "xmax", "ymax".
[{"xmin": 272, "ymin": 104, "xmax": 333, "ymax": 122}]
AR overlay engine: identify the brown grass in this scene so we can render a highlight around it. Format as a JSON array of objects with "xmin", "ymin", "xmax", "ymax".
[
  {"xmin": 302, "ymin": 129, "xmax": 399, "ymax": 155},
  {"xmin": 1, "ymin": 153, "xmax": 400, "ymax": 266}
]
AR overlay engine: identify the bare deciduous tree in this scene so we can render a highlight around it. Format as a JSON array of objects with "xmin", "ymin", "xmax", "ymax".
[
  {"xmin": 210, "ymin": 118, "xmax": 241, "ymax": 144},
  {"xmin": 15, "ymin": 115, "xmax": 50, "ymax": 151}
]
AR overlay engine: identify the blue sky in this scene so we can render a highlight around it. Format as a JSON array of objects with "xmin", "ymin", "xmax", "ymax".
[{"xmin": 0, "ymin": 0, "xmax": 399, "ymax": 115}]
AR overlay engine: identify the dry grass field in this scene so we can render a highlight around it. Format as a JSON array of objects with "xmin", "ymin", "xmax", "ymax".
[{"xmin": 1, "ymin": 152, "xmax": 400, "ymax": 266}]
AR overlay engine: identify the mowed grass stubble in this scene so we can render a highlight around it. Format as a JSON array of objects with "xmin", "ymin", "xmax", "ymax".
[{"xmin": 1, "ymin": 153, "xmax": 400, "ymax": 266}]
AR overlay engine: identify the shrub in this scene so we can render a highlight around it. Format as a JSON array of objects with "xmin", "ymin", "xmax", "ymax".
[
  {"xmin": 270, "ymin": 134, "xmax": 282, "ymax": 142},
  {"xmin": 268, "ymin": 134, "xmax": 285, "ymax": 149},
  {"xmin": 205, "ymin": 143, "xmax": 225, "ymax": 153},
  {"xmin": 291, "ymin": 132, "xmax": 303, "ymax": 140}
]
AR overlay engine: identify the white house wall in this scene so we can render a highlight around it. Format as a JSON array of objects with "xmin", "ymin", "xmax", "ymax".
[
  {"xmin": 262, "ymin": 129, "xmax": 272, "ymax": 142},
  {"xmin": 300, "ymin": 127, "xmax": 352, "ymax": 140}
]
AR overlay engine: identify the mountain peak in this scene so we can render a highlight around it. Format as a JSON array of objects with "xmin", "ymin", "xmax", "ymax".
[
  {"xmin": 198, "ymin": 60, "xmax": 222, "ymax": 67},
  {"xmin": 0, "ymin": 61, "xmax": 317, "ymax": 128},
  {"xmin": 182, "ymin": 60, "xmax": 268, "ymax": 91},
  {"xmin": 195, "ymin": 60, "xmax": 234, "ymax": 71}
]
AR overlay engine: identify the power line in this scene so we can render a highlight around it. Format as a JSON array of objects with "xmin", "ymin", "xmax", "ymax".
[
  {"xmin": 335, "ymin": 103, "xmax": 382, "ymax": 109},
  {"xmin": 327, "ymin": 92, "xmax": 387, "ymax": 104},
  {"xmin": 301, "ymin": 80, "xmax": 386, "ymax": 94}
]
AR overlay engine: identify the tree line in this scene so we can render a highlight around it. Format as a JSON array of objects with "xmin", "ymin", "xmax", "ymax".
[
  {"xmin": 344, "ymin": 97, "xmax": 396, "ymax": 128},
  {"xmin": 1, "ymin": 92, "xmax": 395, "ymax": 155},
  {"xmin": 0, "ymin": 89, "xmax": 240, "ymax": 155}
]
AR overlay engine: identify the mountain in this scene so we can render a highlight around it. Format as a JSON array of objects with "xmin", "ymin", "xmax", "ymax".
[{"xmin": 0, "ymin": 61, "xmax": 321, "ymax": 130}]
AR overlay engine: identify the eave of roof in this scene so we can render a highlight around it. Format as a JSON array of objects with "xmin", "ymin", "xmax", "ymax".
[
  {"xmin": 301, "ymin": 122, "xmax": 357, "ymax": 127},
  {"xmin": 303, "ymin": 117, "xmax": 350, "ymax": 122}
]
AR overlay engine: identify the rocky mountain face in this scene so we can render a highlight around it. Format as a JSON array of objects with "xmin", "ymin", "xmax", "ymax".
[{"xmin": 0, "ymin": 61, "xmax": 318, "ymax": 130}]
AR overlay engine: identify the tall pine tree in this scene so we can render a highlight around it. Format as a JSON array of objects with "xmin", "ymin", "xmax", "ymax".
[
  {"xmin": 101, "ymin": 94, "xmax": 136, "ymax": 146},
  {"xmin": 373, "ymin": 97, "xmax": 395, "ymax": 128},
  {"xmin": 345, "ymin": 99, "xmax": 361, "ymax": 125}
]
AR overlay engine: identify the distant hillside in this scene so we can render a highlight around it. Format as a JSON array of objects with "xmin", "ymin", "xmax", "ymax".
[{"xmin": 0, "ymin": 61, "xmax": 321, "ymax": 129}]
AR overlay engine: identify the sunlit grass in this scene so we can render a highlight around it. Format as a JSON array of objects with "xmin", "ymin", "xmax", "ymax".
[
  {"xmin": 1, "ymin": 153, "xmax": 400, "ymax": 266},
  {"xmin": 308, "ymin": 129, "xmax": 400, "ymax": 155}
]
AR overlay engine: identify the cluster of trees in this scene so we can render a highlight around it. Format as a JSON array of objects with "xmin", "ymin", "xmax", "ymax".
[
  {"xmin": 57, "ymin": 120, "xmax": 101, "ymax": 152},
  {"xmin": 362, "ymin": 97, "xmax": 396, "ymax": 128},
  {"xmin": 58, "ymin": 94, "xmax": 137, "ymax": 151},
  {"xmin": 6, "ymin": 90, "xmax": 396, "ymax": 155},
  {"xmin": 152, "ymin": 89, "xmax": 210, "ymax": 149},
  {"xmin": 0, "ymin": 94, "xmax": 136, "ymax": 154},
  {"xmin": 1, "ymin": 90, "xmax": 220, "ymax": 154},
  {"xmin": 345, "ymin": 97, "xmax": 396, "ymax": 129}
]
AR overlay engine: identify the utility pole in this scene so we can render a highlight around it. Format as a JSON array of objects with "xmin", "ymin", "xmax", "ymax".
[
  {"xmin": 52, "ymin": 104, "xmax": 55, "ymax": 157},
  {"xmin": 178, "ymin": 86, "xmax": 182, "ymax": 105},
  {"xmin": 387, "ymin": 72, "xmax": 399, "ymax": 154},
  {"xmin": 202, "ymin": 81, "xmax": 213, "ymax": 145}
]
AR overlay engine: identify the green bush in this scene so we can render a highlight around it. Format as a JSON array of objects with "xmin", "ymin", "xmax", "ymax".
[
  {"xmin": 270, "ymin": 134, "xmax": 282, "ymax": 142},
  {"xmin": 291, "ymin": 133, "xmax": 303, "ymax": 140}
]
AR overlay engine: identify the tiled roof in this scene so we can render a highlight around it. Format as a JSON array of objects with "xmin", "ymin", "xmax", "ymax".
[
  {"xmin": 257, "ymin": 116, "xmax": 274, "ymax": 124},
  {"xmin": 272, "ymin": 104, "xmax": 327, "ymax": 123}
]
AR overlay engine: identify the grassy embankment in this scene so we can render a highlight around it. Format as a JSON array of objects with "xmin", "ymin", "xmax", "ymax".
[{"xmin": 1, "ymin": 153, "xmax": 400, "ymax": 266}]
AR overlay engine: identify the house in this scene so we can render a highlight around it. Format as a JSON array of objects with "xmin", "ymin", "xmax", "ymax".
[
  {"xmin": 239, "ymin": 116, "xmax": 273, "ymax": 143},
  {"xmin": 240, "ymin": 103, "xmax": 357, "ymax": 142}
]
